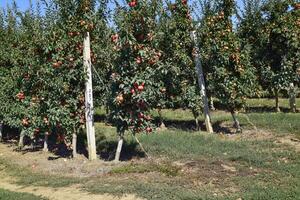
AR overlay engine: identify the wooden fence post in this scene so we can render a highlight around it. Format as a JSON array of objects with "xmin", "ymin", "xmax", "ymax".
[
  {"xmin": 0, "ymin": 121, "xmax": 3, "ymax": 142},
  {"xmin": 84, "ymin": 32, "xmax": 97, "ymax": 160},
  {"xmin": 191, "ymin": 30, "xmax": 213, "ymax": 133}
]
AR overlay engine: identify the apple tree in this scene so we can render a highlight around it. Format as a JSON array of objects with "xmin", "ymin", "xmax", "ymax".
[{"xmin": 110, "ymin": 0, "xmax": 164, "ymax": 160}]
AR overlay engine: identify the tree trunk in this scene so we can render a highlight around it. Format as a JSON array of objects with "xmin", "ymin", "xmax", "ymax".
[
  {"xmin": 158, "ymin": 108, "xmax": 166, "ymax": 129},
  {"xmin": 43, "ymin": 133, "xmax": 49, "ymax": 152},
  {"xmin": 209, "ymin": 97, "xmax": 215, "ymax": 111},
  {"xmin": 114, "ymin": 131, "xmax": 124, "ymax": 162},
  {"xmin": 134, "ymin": 135, "xmax": 149, "ymax": 158},
  {"xmin": 195, "ymin": 118, "xmax": 200, "ymax": 131},
  {"xmin": 72, "ymin": 133, "xmax": 77, "ymax": 158},
  {"xmin": 275, "ymin": 90, "xmax": 280, "ymax": 112},
  {"xmin": 231, "ymin": 111, "xmax": 242, "ymax": 133},
  {"xmin": 0, "ymin": 122, "xmax": 3, "ymax": 142},
  {"xmin": 289, "ymin": 83, "xmax": 296, "ymax": 113},
  {"xmin": 18, "ymin": 130, "xmax": 25, "ymax": 149},
  {"xmin": 192, "ymin": 111, "xmax": 200, "ymax": 131},
  {"xmin": 105, "ymin": 105, "xmax": 110, "ymax": 122}
]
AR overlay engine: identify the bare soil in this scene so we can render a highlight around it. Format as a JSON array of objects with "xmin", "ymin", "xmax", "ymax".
[
  {"xmin": 217, "ymin": 121, "xmax": 300, "ymax": 152},
  {"xmin": 0, "ymin": 172, "xmax": 143, "ymax": 200},
  {"xmin": 0, "ymin": 143, "xmax": 124, "ymax": 178}
]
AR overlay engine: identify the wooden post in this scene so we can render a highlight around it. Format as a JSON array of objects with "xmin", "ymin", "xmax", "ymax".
[
  {"xmin": 191, "ymin": 30, "xmax": 213, "ymax": 133},
  {"xmin": 18, "ymin": 130, "xmax": 25, "ymax": 149},
  {"xmin": 72, "ymin": 132, "xmax": 77, "ymax": 158},
  {"xmin": 289, "ymin": 83, "xmax": 296, "ymax": 113},
  {"xmin": 84, "ymin": 32, "xmax": 97, "ymax": 161},
  {"xmin": 275, "ymin": 89, "xmax": 280, "ymax": 112},
  {"xmin": 43, "ymin": 133, "xmax": 49, "ymax": 152},
  {"xmin": 114, "ymin": 132, "xmax": 124, "ymax": 162},
  {"xmin": 0, "ymin": 121, "xmax": 3, "ymax": 142}
]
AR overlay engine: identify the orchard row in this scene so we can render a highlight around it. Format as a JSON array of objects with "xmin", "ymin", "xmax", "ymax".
[{"xmin": 0, "ymin": 0, "xmax": 299, "ymax": 160}]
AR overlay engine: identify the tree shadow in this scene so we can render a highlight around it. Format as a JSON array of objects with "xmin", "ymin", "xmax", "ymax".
[
  {"xmin": 153, "ymin": 117, "xmax": 201, "ymax": 131},
  {"xmin": 212, "ymin": 120, "xmax": 237, "ymax": 134},
  {"xmin": 94, "ymin": 113, "xmax": 107, "ymax": 123},
  {"xmin": 96, "ymin": 139, "xmax": 145, "ymax": 161},
  {"xmin": 153, "ymin": 117, "xmax": 241, "ymax": 135},
  {"xmin": 245, "ymin": 106, "xmax": 292, "ymax": 113},
  {"xmin": 1, "ymin": 128, "xmax": 88, "ymax": 159}
]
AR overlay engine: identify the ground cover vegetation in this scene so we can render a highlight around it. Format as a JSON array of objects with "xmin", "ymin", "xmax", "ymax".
[{"xmin": 0, "ymin": 0, "xmax": 299, "ymax": 199}]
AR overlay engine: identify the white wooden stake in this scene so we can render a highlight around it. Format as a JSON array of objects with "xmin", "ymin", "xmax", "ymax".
[
  {"xmin": 114, "ymin": 133, "xmax": 124, "ymax": 162},
  {"xmin": 84, "ymin": 32, "xmax": 97, "ymax": 161},
  {"xmin": 191, "ymin": 30, "xmax": 213, "ymax": 133},
  {"xmin": 0, "ymin": 121, "xmax": 3, "ymax": 141},
  {"xmin": 43, "ymin": 133, "xmax": 48, "ymax": 152}
]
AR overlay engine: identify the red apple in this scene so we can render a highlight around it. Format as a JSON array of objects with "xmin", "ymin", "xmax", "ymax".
[
  {"xmin": 144, "ymin": 115, "xmax": 151, "ymax": 121},
  {"xmin": 160, "ymin": 88, "xmax": 167, "ymax": 93},
  {"xmin": 129, "ymin": 1, "xmax": 137, "ymax": 7},
  {"xmin": 138, "ymin": 112, "xmax": 144, "ymax": 119},
  {"xmin": 146, "ymin": 127, "xmax": 152, "ymax": 133},
  {"xmin": 79, "ymin": 20, "xmax": 86, "ymax": 26},
  {"xmin": 16, "ymin": 92, "xmax": 25, "ymax": 100},
  {"xmin": 43, "ymin": 117, "xmax": 49, "ymax": 125},
  {"xmin": 136, "ymin": 57, "xmax": 142, "ymax": 64},
  {"xmin": 34, "ymin": 128, "xmax": 40, "ymax": 134},
  {"xmin": 116, "ymin": 94, "xmax": 124, "ymax": 104},
  {"xmin": 138, "ymin": 85, "xmax": 144, "ymax": 91},
  {"xmin": 22, "ymin": 118, "xmax": 29, "ymax": 126},
  {"xmin": 111, "ymin": 34, "xmax": 119, "ymax": 43}
]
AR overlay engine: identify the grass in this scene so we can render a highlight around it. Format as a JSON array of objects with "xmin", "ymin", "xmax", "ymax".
[
  {"xmin": 152, "ymin": 99, "xmax": 300, "ymax": 137},
  {"xmin": 0, "ymin": 126, "xmax": 299, "ymax": 199},
  {"xmin": 0, "ymin": 188, "xmax": 47, "ymax": 200},
  {"xmin": 246, "ymin": 98, "xmax": 299, "ymax": 109},
  {"xmin": 83, "ymin": 129, "xmax": 300, "ymax": 200},
  {"xmin": 0, "ymin": 98, "xmax": 299, "ymax": 199},
  {"xmin": 240, "ymin": 112, "xmax": 300, "ymax": 136},
  {"xmin": 0, "ymin": 158, "xmax": 83, "ymax": 188},
  {"xmin": 111, "ymin": 161, "xmax": 180, "ymax": 177}
]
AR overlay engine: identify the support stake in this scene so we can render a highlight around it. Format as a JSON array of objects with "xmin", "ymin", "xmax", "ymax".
[
  {"xmin": 84, "ymin": 32, "xmax": 97, "ymax": 161},
  {"xmin": 191, "ymin": 30, "xmax": 213, "ymax": 133},
  {"xmin": 0, "ymin": 121, "xmax": 3, "ymax": 142}
]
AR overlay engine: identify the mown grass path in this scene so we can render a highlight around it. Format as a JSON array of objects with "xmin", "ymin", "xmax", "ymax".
[{"xmin": 0, "ymin": 172, "xmax": 142, "ymax": 200}]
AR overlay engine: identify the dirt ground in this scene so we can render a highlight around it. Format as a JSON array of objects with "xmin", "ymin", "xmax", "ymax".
[
  {"xmin": 0, "ymin": 128, "xmax": 299, "ymax": 200},
  {"xmin": 0, "ymin": 143, "xmax": 147, "ymax": 199},
  {"xmin": 0, "ymin": 172, "xmax": 143, "ymax": 200},
  {"xmin": 217, "ymin": 121, "xmax": 300, "ymax": 152}
]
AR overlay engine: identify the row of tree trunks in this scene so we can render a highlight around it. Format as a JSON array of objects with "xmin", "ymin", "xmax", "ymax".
[{"xmin": 17, "ymin": 130, "xmax": 77, "ymax": 159}]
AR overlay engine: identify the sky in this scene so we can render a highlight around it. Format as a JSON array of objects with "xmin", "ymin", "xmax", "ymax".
[
  {"xmin": 1, "ymin": 0, "xmax": 244, "ymax": 11},
  {"xmin": 0, "ymin": 0, "xmax": 36, "ymax": 10}
]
